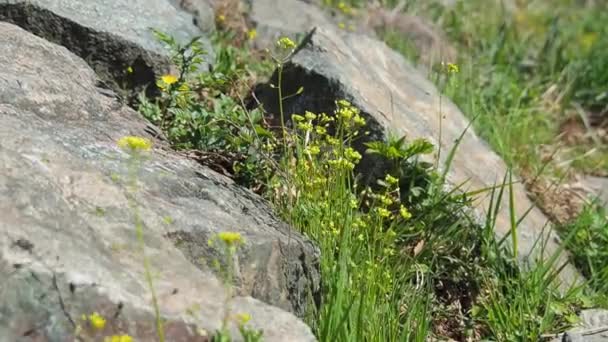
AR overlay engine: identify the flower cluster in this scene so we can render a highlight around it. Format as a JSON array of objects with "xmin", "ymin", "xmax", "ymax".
[
  {"xmin": 117, "ymin": 136, "xmax": 152, "ymax": 153},
  {"xmin": 277, "ymin": 37, "xmax": 296, "ymax": 50}
]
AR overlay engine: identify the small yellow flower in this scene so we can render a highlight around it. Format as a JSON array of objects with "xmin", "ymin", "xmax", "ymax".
[
  {"xmin": 379, "ymin": 195, "xmax": 393, "ymax": 206},
  {"xmin": 126, "ymin": 66, "xmax": 133, "ymax": 74},
  {"xmin": 117, "ymin": 136, "xmax": 152, "ymax": 152},
  {"xmin": 161, "ymin": 74, "xmax": 178, "ymax": 85},
  {"xmin": 399, "ymin": 205, "xmax": 412, "ymax": 220},
  {"xmin": 443, "ymin": 62, "xmax": 459, "ymax": 74},
  {"xmin": 297, "ymin": 121, "xmax": 313, "ymax": 132},
  {"xmin": 88, "ymin": 312, "xmax": 106, "ymax": 330},
  {"xmin": 385, "ymin": 174, "xmax": 399, "ymax": 185},
  {"xmin": 344, "ymin": 147, "xmax": 361, "ymax": 162},
  {"xmin": 104, "ymin": 335, "xmax": 133, "ymax": 342},
  {"xmin": 376, "ymin": 207, "xmax": 391, "ymax": 218},
  {"xmin": 235, "ymin": 312, "xmax": 252, "ymax": 325},
  {"xmin": 315, "ymin": 126, "xmax": 327, "ymax": 135},
  {"xmin": 218, "ymin": 232, "xmax": 244, "ymax": 246},
  {"xmin": 277, "ymin": 37, "xmax": 296, "ymax": 50},
  {"xmin": 306, "ymin": 145, "xmax": 321, "ymax": 156},
  {"xmin": 217, "ymin": 14, "xmax": 226, "ymax": 23},
  {"xmin": 247, "ymin": 29, "xmax": 257, "ymax": 40},
  {"xmin": 353, "ymin": 114, "xmax": 365, "ymax": 126},
  {"xmin": 337, "ymin": 99, "xmax": 351, "ymax": 108},
  {"xmin": 304, "ymin": 111, "xmax": 317, "ymax": 120}
]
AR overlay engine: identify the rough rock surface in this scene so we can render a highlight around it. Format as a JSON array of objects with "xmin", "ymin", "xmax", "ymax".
[
  {"xmin": 247, "ymin": 0, "xmax": 334, "ymax": 50},
  {"xmin": 0, "ymin": 0, "xmax": 214, "ymax": 100},
  {"xmin": 0, "ymin": 22, "xmax": 317, "ymax": 341},
  {"xmin": 582, "ymin": 176, "xmax": 608, "ymax": 209},
  {"xmin": 253, "ymin": 26, "xmax": 581, "ymax": 286},
  {"xmin": 170, "ymin": 0, "xmax": 216, "ymax": 33},
  {"xmin": 551, "ymin": 309, "xmax": 608, "ymax": 342}
]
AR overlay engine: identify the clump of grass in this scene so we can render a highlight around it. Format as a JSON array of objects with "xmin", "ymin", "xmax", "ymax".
[{"xmin": 558, "ymin": 203, "xmax": 608, "ymax": 297}]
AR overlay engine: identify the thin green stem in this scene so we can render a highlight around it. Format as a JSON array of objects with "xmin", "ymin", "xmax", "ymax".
[{"xmin": 127, "ymin": 155, "xmax": 165, "ymax": 342}]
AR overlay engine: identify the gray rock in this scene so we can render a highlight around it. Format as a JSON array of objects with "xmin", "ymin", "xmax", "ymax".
[
  {"xmin": 582, "ymin": 176, "xmax": 608, "ymax": 209},
  {"xmin": 247, "ymin": 0, "xmax": 335, "ymax": 50},
  {"xmin": 0, "ymin": 0, "xmax": 213, "ymax": 101},
  {"xmin": 170, "ymin": 0, "xmax": 216, "ymax": 33},
  {"xmin": 551, "ymin": 309, "xmax": 608, "ymax": 342},
  {"xmin": 0, "ymin": 22, "xmax": 317, "ymax": 342},
  {"xmin": 252, "ymin": 26, "xmax": 581, "ymax": 287}
]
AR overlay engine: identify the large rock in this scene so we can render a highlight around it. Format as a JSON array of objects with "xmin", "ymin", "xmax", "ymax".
[
  {"xmin": 252, "ymin": 26, "xmax": 581, "ymax": 286},
  {"xmin": 0, "ymin": 22, "xmax": 317, "ymax": 341},
  {"xmin": 0, "ymin": 0, "xmax": 214, "ymax": 101},
  {"xmin": 247, "ymin": 0, "xmax": 335, "ymax": 50}
]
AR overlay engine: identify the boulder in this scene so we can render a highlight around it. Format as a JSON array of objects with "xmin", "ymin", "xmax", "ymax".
[
  {"xmin": 0, "ymin": 22, "xmax": 317, "ymax": 342},
  {"xmin": 252, "ymin": 26, "xmax": 581, "ymax": 286},
  {"xmin": 246, "ymin": 0, "xmax": 335, "ymax": 50},
  {"xmin": 0, "ymin": 0, "xmax": 214, "ymax": 101}
]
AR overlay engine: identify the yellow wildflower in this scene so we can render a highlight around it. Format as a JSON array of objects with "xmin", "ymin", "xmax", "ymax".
[
  {"xmin": 297, "ymin": 121, "xmax": 313, "ymax": 131},
  {"xmin": 235, "ymin": 312, "xmax": 252, "ymax": 325},
  {"xmin": 380, "ymin": 195, "xmax": 393, "ymax": 206},
  {"xmin": 337, "ymin": 99, "xmax": 352, "ymax": 108},
  {"xmin": 353, "ymin": 114, "xmax": 365, "ymax": 126},
  {"xmin": 385, "ymin": 174, "xmax": 399, "ymax": 185},
  {"xmin": 344, "ymin": 147, "xmax": 361, "ymax": 162},
  {"xmin": 88, "ymin": 312, "xmax": 106, "ymax": 330},
  {"xmin": 247, "ymin": 29, "xmax": 257, "ymax": 40},
  {"xmin": 443, "ymin": 62, "xmax": 459, "ymax": 74},
  {"xmin": 218, "ymin": 232, "xmax": 244, "ymax": 246},
  {"xmin": 399, "ymin": 205, "xmax": 412, "ymax": 220},
  {"xmin": 161, "ymin": 74, "xmax": 178, "ymax": 85},
  {"xmin": 277, "ymin": 37, "xmax": 296, "ymax": 50},
  {"xmin": 304, "ymin": 111, "xmax": 317, "ymax": 120},
  {"xmin": 117, "ymin": 136, "xmax": 152, "ymax": 152},
  {"xmin": 306, "ymin": 145, "xmax": 321, "ymax": 156},
  {"xmin": 217, "ymin": 14, "xmax": 226, "ymax": 23},
  {"xmin": 376, "ymin": 207, "xmax": 391, "ymax": 218},
  {"xmin": 126, "ymin": 66, "xmax": 133, "ymax": 74},
  {"xmin": 104, "ymin": 335, "xmax": 133, "ymax": 342}
]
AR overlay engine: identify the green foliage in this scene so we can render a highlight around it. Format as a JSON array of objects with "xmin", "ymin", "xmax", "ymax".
[
  {"xmin": 139, "ymin": 24, "xmax": 601, "ymax": 342},
  {"xmin": 566, "ymin": 12, "xmax": 608, "ymax": 112},
  {"xmin": 139, "ymin": 31, "xmax": 275, "ymax": 187},
  {"xmin": 559, "ymin": 204, "xmax": 608, "ymax": 295}
]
